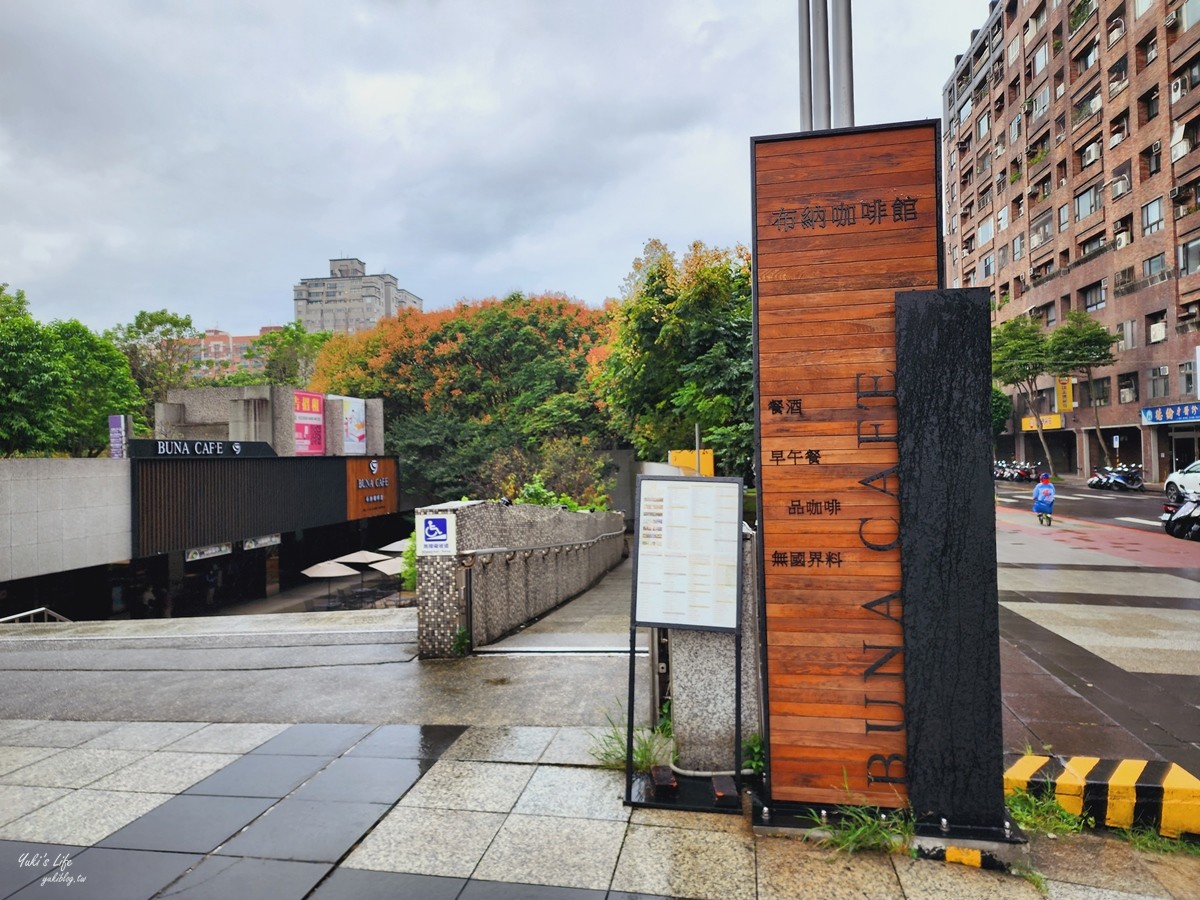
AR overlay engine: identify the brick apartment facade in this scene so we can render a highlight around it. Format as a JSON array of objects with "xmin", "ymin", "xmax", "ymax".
[{"xmin": 944, "ymin": 0, "xmax": 1200, "ymax": 480}]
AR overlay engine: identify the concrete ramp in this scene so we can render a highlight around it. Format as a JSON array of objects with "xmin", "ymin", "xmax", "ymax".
[{"xmin": 475, "ymin": 559, "xmax": 649, "ymax": 655}]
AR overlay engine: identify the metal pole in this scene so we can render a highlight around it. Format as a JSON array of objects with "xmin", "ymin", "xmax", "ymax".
[
  {"xmin": 797, "ymin": 0, "xmax": 813, "ymax": 132},
  {"xmin": 811, "ymin": 0, "xmax": 831, "ymax": 130},
  {"xmin": 695, "ymin": 423, "xmax": 701, "ymax": 475},
  {"xmin": 831, "ymin": 0, "xmax": 855, "ymax": 128}
]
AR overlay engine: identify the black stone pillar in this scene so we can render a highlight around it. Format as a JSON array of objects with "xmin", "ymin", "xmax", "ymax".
[{"xmin": 895, "ymin": 288, "xmax": 1006, "ymax": 834}]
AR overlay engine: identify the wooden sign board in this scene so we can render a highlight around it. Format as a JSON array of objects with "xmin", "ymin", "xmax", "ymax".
[{"xmin": 751, "ymin": 121, "xmax": 942, "ymax": 808}]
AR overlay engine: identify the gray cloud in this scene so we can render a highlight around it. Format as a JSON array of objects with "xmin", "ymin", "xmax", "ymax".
[{"xmin": 0, "ymin": 0, "xmax": 991, "ymax": 333}]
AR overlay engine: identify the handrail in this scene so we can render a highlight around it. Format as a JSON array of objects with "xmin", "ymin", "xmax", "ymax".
[
  {"xmin": 458, "ymin": 529, "xmax": 627, "ymax": 566},
  {"xmin": 0, "ymin": 607, "xmax": 73, "ymax": 624}
]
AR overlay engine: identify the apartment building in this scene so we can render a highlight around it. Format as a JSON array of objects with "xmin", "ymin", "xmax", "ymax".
[
  {"xmin": 188, "ymin": 327, "xmax": 280, "ymax": 375},
  {"xmin": 293, "ymin": 258, "xmax": 423, "ymax": 335},
  {"xmin": 944, "ymin": 0, "xmax": 1200, "ymax": 480}
]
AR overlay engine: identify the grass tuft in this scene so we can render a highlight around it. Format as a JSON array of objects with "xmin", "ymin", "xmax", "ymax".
[
  {"xmin": 1006, "ymin": 787, "xmax": 1093, "ymax": 836},
  {"xmin": 1116, "ymin": 826, "xmax": 1200, "ymax": 856},
  {"xmin": 801, "ymin": 804, "xmax": 914, "ymax": 854}
]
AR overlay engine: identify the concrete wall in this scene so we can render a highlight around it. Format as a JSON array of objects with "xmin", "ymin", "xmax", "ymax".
[
  {"xmin": 0, "ymin": 459, "xmax": 132, "ymax": 582},
  {"xmin": 416, "ymin": 501, "xmax": 626, "ymax": 658},
  {"xmin": 669, "ymin": 527, "xmax": 762, "ymax": 772}
]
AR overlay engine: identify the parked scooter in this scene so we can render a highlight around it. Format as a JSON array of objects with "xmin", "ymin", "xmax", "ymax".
[
  {"xmin": 1106, "ymin": 464, "xmax": 1145, "ymax": 492},
  {"xmin": 1162, "ymin": 490, "xmax": 1200, "ymax": 540}
]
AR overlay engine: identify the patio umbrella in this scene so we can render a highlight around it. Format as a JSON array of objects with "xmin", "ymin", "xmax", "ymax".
[
  {"xmin": 333, "ymin": 550, "xmax": 392, "ymax": 586},
  {"xmin": 333, "ymin": 550, "xmax": 392, "ymax": 564},
  {"xmin": 375, "ymin": 538, "xmax": 412, "ymax": 553},
  {"xmin": 300, "ymin": 561, "xmax": 358, "ymax": 600},
  {"xmin": 369, "ymin": 557, "xmax": 404, "ymax": 576}
]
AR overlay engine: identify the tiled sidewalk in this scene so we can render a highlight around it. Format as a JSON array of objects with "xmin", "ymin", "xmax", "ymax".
[{"xmin": 4, "ymin": 720, "xmax": 1198, "ymax": 899}]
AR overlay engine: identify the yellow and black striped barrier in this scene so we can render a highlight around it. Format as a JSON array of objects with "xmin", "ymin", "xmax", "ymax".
[{"xmin": 1004, "ymin": 754, "xmax": 1200, "ymax": 839}]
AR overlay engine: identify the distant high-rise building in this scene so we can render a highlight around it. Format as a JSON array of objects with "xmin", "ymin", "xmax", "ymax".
[
  {"xmin": 943, "ymin": 0, "xmax": 1200, "ymax": 480},
  {"xmin": 187, "ymin": 327, "xmax": 282, "ymax": 376},
  {"xmin": 293, "ymin": 258, "xmax": 423, "ymax": 334}
]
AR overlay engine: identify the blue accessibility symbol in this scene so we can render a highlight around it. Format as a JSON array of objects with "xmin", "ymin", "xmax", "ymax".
[{"xmin": 423, "ymin": 517, "xmax": 449, "ymax": 542}]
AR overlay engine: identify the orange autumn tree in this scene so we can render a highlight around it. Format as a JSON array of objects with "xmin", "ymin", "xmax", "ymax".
[{"xmin": 310, "ymin": 292, "xmax": 615, "ymax": 502}]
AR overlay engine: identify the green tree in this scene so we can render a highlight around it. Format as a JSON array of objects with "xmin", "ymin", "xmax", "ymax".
[
  {"xmin": 992, "ymin": 316, "xmax": 1055, "ymax": 476},
  {"xmin": 105, "ymin": 310, "xmax": 200, "ymax": 427},
  {"xmin": 991, "ymin": 385, "xmax": 1013, "ymax": 451},
  {"xmin": 0, "ymin": 316, "xmax": 69, "ymax": 456},
  {"xmin": 243, "ymin": 321, "xmax": 332, "ymax": 387},
  {"xmin": 319, "ymin": 293, "xmax": 611, "ymax": 501},
  {"xmin": 600, "ymin": 240, "xmax": 753, "ymax": 479},
  {"xmin": 0, "ymin": 283, "xmax": 30, "ymax": 320},
  {"xmin": 52, "ymin": 321, "xmax": 144, "ymax": 456},
  {"xmin": 1047, "ymin": 310, "xmax": 1118, "ymax": 466}
]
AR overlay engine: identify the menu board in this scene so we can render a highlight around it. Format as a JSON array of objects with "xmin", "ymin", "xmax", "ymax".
[{"xmin": 632, "ymin": 476, "xmax": 743, "ymax": 632}]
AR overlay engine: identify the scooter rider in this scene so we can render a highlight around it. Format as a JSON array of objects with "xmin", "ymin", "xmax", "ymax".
[{"xmin": 1032, "ymin": 473, "xmax": 1056, "ymax": 526}]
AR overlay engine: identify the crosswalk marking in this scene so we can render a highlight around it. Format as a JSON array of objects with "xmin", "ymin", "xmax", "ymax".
[{"xmin": 1115, "ymin": 517, "xmax": 1166, "ymax": 527}]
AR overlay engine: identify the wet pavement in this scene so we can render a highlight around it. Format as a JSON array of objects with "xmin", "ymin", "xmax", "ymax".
[{"xmin": 0, "ymin": 506, "xmax": 1198, "ymax": 898}]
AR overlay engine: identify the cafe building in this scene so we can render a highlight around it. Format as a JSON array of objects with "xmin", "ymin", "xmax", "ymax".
[{"xmin": 0, "ymin": 387, "xmax": 409, "ymax": 621}]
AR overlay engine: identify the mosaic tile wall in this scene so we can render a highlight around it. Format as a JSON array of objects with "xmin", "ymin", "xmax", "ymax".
[
  {"xmin": 416, "ymin": 501, "xmax": 626, "ymax": 658},
  {"xmin": 670, "ymin": 529, "xmax": 762, "ymax": 771}
]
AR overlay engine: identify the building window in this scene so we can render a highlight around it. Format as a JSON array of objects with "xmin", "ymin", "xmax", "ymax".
[
  {"xmin": 1117, "ymin": 372, "xmax": 1139, "ymax": 404},
  {"xmin": 983, "ymin": 253, "xmax": 995, "ymax": 277},
  {"xmin": 1144, "ymin": 253, "xmax": 1166, "ymax": 277},
  {"xmin": 998, "ymin": 205, "xmax": 1009, "ymax": 231},
  {"xmin": 1031, "ymin": 210, "xmax": 1053, "ymax": 248},
  {"xmin": 1083, "ymin": 377, "xmax": 1111, "ymax": 407},
  {"xmin": 1183, "ymin": 361, "xmax": 1196, "ymax": 397},
  {"xmin": 979, "ymin": 217, "xmax": 995, "ymax": 244},
  {"xmin": 1033, "ymin": 86, "xmax": 1050, "ymax": 120},
  {"xmin": 1180, "ymin": 236, "xmax": 1200, "ymax": 276},
  {"xmin": 1142, "ymin": 198, "xmax": 1164, "ymax": 235},
  {"xmin": 1116, "ymin": 319, "xmax": 1136, "ymax": 351},
  {"xmin": 1082, "ymin": 279, "xmax": 1107, "ymax": 311},
  {"xmin": 1143, "ymin": 143, "xmax": 1162, "ymax": 177},
  {"xmin": 1081, "ymin": 232, "xmax": 1105, "ymax": 256},
  {"xmin": 1011, "ymin": 114, "xmax": 1023, "ymax": 143},
  {"xmin": 1140, "ymin": 88, "xmax": 1159, "ymax": 123},
  {"xmin": 1149, "ymin": 367, "xmax": 1171, "ymax": 399},
  {"xmin": 1059, "ymin": 204, "xmax": 1069, "ymax": 232},
  {"xmin": 1074, "ymin": 184, "xmax": 1102, "ymax": 221},
  {"xmin": 978, "ymin": 111, "xmax": 991, "ymax": 139},
  {"xmin": 1033, "ymin": 41, "xmax": 1050, "ymax": 79},
  {"xmin": 1075, "ymin": 40, "xmax": 1099, "ymax": 77},
  {"xmin": 1183, "ymin": 0, "xmax": 1200, "ymax": 31},
  {"xmin": 999, "ymin": 244, "xmax": 1010, "ymax": 268},
  {"xmin": 1041, "ymin": 302, "xmax": 1057, "ymax": 327},
  {"xmin": 1134, "ymin": 0, "xmax": 1152, "ymax": 16},
  {"xmin": 1014, "ymin": 233, "xmax": 1026, "ymax": 260}
]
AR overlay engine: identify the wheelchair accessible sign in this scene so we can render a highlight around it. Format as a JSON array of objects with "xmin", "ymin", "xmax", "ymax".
[{"xmin": 416, "ymin": 513, "xmax": 457, "ymax": 557}]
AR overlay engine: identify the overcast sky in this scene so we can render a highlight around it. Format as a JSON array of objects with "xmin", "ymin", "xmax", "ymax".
[{"xmin": 1, "ymin": 0, "xmax": 992, "ymax": 335}]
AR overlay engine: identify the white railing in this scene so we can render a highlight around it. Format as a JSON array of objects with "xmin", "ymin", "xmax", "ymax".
[{"xmin": 0, "ymin": 607, "xmax": 72, "ymax": 625}]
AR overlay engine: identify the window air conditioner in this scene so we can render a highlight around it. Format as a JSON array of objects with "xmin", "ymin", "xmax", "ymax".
[
  {"xmin": 1056, "ymin": 83, "xmax": 1065, "ymax": 99},
  {"xmin": 1157, "ymin": 365, "xmax": 1170, "ymax": 376},
  {"xmin": 1115, "ymin": 231, "xmax": 1130, "ymax": 247},
  {"xmin": 1149, "ymin": 322, "xmax": 1168, "ymax": 343},
  {"xmin": 1117, "ymin": 339, "xmax": 1127, "ymax": 352},
  {"xmin": 1172, "ymin": 77, "xmax": 1189, "ymax": 102},
  {"xmin": 1153, "ymin": 140, "xmax": 1162, "ymax": 154},
  {"xmin": 995, "ymin": 145, "xmax": 1005, "ymax": 157},
  {"xmin": 1166, "ymin": 10, "xmax": 1178, "ymax": 28},
  {"xmin": 1119, "ymin": 388, "xmax": 1135, "ymax": 403},
  {"xmin": 1082, "ymin": 145, "xmax": 1100, "ymax": 165},
  {"xmin": 1171, "ymin": 186, "xmax": 1183, "ymax": 200},
  {"xmin": 1172, "ymin": 140, "xmax": 1193, "ymax": 163}
]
